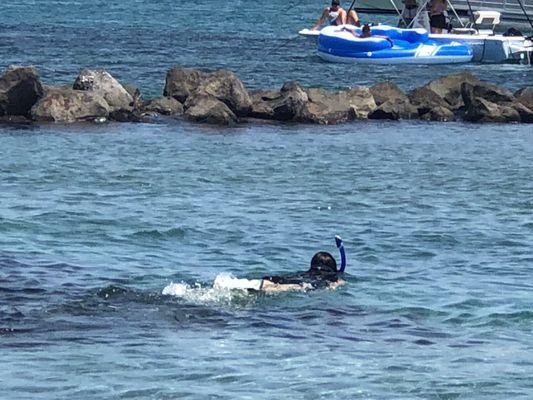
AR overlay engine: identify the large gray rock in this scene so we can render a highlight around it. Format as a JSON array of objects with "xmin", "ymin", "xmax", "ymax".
[
  {"xmin": 267, "ymin": 81, "xmax": 309, "ymax": 122},
  {"xmin": 195, "ymin": 70, "xmax": 252, "ymax": 117},
  {"xmin": 368, "ymin": 97, "xmax": 418, "ymax": 120},
  {"xmin": 109, "ymin": 108, "xmax": 143, "ymax": 123},
  {"xmin": 164, "ymin": 67, "xmax": 205, "ymax": 103},
  {"xmin": 468, "ymin": 81, "xmax": 515, "ymax": 104},
  {"xmin": 511, "ymin": 102, "xmax": 533, "ymax": 123},
  {"xmin": 296, "ymin": 86, "xmax": 376, "ymax": 124},
  {"xmin": 462, "ymin": 83, "xmax": 520, "ymax": 123},
  {"xmin": 515, "ymin": 87, "xmax": 533, "ymax": 110},
  {"xmin": 408, "ymin": 86, "xmax": 451, "ymax": 116},
  {"xmin": 184, "ymin": 93, "xmax": 237, "ymax": 125},
  {"xmin": 369, "ymin": 81, "xmax": 407, "ymax": 107},
  {"xmin": 420, "ymin": 106, "xmax": 455, "ymax": 122},
  {"xmin": 422, "ymin": 72, "xmax": 481, "ymax": 109},
  {"xmin": 249, "ymin": 89, "xmax": 280, "ymax": 119},
  {"xmin": 164, "ymin": 67, "xmax": 252, "ymax": 117},
  {"xmin": 143, "ymin": 97, "xmax": 184, "ymax": 116},
  {"xmin": 31, "ymin": 86, "xmax": 110, "ymax": 123},
  {"xmin": 73, "ymin": 69, "xmax": 133, "ymax": 112},
  {"xmin": 0, "ymin": 66, "xmax": 44, "ymax": 116}
]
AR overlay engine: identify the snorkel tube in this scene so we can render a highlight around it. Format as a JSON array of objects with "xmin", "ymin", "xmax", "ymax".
[{"xmin": 335, "ymin": 235, "xmax": 346, "ymax": 273}]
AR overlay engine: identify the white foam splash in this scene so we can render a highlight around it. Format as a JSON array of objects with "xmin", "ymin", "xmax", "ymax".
[
  {"xmin": 162, "ymin": 273, "xmax": 261, "ymax": 304},
  {"xmin": 213, "ymin": 273, "xmax": 262, "ymax": 291}
]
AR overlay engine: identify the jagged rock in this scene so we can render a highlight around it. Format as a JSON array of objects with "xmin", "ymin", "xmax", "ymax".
[
  {"xmin": 462, "ymin": 83, "xmax": 520, "ymax": 123},
  {"xmin": 0, "ymin": 115, "xmax": 33, "ymax": 124},
  {"xmin": 515, "ymin": 87, "xmax": 533, "ymax": 110},
  {"xmin": 0, "ymin": 66, "xmax": 44, "ymax": 116},
  {"xmin": 511, "ymin": 102, "xmax": 533, "ymax": 123},
  {"xmin": 73, "ymin": 69, "xmax": 133, "ymax": 112},
  {"xmin": 469, "ymin": 81, "xmax": 515, "ymax": 104},
  {"xmin": 422, "ymin": 72, "xmax": 481, "ymax": 109},
  {"xmin": 184, "ymin": 93, "xmax": 237, "ymax": 125},
  {"xmin": 143, "ymin": 97, "xmax": 184, "ymax": 116},
  {"xmin": 31, "ymin": 86, "xmax": 110, "ymax": 123},
  {"xmin": 420, "ymin": 106, "xmax": 455, "ymax": 121},
  {"xmin": 164, "ymin": 67, "xmax": 205, "ymax": 103},
  {"xmin": 297, "ymin": 86, "xmax": 376, "ymax": 123},
  {"xmin": 164, "ymin": 67, "xmax": 252, "ymax": 117},
  {"xmin": 267, "ymin": 81, "xmax": 309, "ymax": 121},
  {"xmin": 368, "ymin": 97, "xmax": 418, "ymax": 120},
  {"xmin": 298, "ymin": 99, "xmax": 356, "ymax": 124},
  {"xmin": 195, "ymin": 70, "xmax": 252, "ymax": 117},
  {"xmin": 109, "ymin": 108, "xmax": 143, "ymax": 122},
  {"xmin": 408, "ymin": 86, "xmax": 451, "ymax": 116},
  {"xmin": 123, "ymin": 84, "xmax": 142, "ymax": 109},
  {"xmin": 369, "ymin": 81, "xmax": 408, "ymax": 106},
  {"xmin": 249, "ymin": 90, "xmax": 280, "ymax": 119}
]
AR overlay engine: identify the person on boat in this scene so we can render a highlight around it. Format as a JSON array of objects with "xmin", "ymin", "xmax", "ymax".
[
  {"xmin": 343, "ymin": 24, "xmax": 394, "ymax": 45},
  {"xmin": 399, "ymin": 0, "xmax": 419, "ymax": 28},
  {"xmin": 429, "ymin": 0, "xmax": 447, "ymax": 33},
  {"xmin": 359, "ymin": 23, "xmax": 372, "ymax": 38},
  {"xmin": 312, "ymin": 0, "xmax": 360, "ymax": 31}
]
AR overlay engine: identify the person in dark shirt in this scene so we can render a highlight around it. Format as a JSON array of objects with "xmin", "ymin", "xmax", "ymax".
[{"xmin": 257, "ymin": 236, "xmax": 346, "ymax": 293}]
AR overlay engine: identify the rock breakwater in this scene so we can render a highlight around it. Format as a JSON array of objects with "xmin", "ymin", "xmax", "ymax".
[{"xmin": 0, "ymin": 65, "xmax": 531, "ymax": 126}]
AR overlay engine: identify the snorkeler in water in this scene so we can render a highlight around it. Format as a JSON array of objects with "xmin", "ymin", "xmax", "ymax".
[
  {"xmin": 162, "ymin": 237, "xmax": 347, "ymax": 297},
  {"xmin": 249, "ymin": 236, "xmax": 347, "ymax": 293}
]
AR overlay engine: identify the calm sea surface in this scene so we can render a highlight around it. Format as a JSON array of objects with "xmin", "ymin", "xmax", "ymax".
[{"xmin": 1, "ymin": 1, "xmax": 533, "ymax": 399}]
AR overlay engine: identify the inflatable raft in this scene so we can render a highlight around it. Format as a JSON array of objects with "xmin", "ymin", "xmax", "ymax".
[{"xmin": 318, "ymin": 25, "xmax": 473, "ymax": 64}]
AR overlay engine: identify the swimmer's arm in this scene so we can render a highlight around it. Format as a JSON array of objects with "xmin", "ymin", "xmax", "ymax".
[
  {"xmin": 259, "ymin": 279, "xmax": 312, "ymax": 293},
  {"xmin": 312, "ymin": 9, "xmax": 329, "ymax": 30},
  {"xmin": 328, "ymin": 279, "xmax": 346, "ymax": 289}
]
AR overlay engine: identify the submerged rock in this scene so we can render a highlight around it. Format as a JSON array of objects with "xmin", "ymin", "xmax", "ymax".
[
  {"xmin": 0, "ymin": 66, "xmax": 44, "ymax": 117},
  {"xmin": 73, "ymin": 69, "xmax": 133, "ymax": 112},
  {"xmin": 31, "ymin": 86, "xmax": 110, "ymax": 123}
]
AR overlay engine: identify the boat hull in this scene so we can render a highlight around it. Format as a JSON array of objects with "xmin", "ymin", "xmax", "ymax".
[{"xmin": 317, "ymin": 50, "xmax": 473, "ymax": 63}]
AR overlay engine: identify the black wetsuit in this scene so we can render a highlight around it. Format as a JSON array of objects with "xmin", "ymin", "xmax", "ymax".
[{"xmin": 262, "ymin": 270, "xmax": 338, "ymax": 290}]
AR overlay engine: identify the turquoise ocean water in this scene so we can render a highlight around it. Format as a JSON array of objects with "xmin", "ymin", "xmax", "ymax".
[{"xmin": 1, "ymin": 1, "xmax": 533, "ymax": 399}]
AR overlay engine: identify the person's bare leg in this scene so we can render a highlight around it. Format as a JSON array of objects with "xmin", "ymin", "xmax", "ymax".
[{"xmin": 347, "ymin": 10, "xmax": 360, "ymax": 26}]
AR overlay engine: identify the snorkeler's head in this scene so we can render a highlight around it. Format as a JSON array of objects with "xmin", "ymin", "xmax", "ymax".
[{"xmin": 309, "ymin": 251, "xmax": 337, "ymax": 275}]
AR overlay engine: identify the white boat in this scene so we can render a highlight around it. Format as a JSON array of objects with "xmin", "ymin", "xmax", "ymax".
[
  {"xmin": 355, "ymin": 0, "xmax": 533, "ymax": 23},
  {"xmin": 301, "ymin": 8, "xmax": 533, "ymax": 63}
]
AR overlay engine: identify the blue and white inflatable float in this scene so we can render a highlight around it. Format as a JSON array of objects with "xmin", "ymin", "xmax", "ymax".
[{"xmin": 318, "ymin": 25, "xmax": 473, "ymax": 64}]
